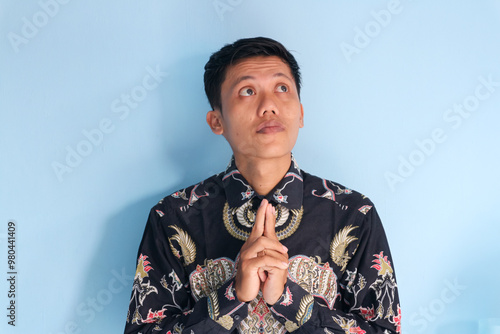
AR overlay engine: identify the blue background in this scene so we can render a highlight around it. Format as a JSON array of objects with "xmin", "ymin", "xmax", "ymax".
[{"xmin": 1, "ymin": 1, "xmax": 499, "ymax": 333}]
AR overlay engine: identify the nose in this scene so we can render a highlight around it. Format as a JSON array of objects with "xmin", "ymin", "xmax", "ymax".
[{"xmin": 258, "ymin": 91, "xmax": 278, "ymax": 117}]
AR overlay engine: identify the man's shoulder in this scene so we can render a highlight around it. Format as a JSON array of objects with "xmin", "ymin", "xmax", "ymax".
[
  {"xmin": 302, "ymin": 170, "xmax": 375, "ymax": 213},
  {"xmin": 153, "ymin": 172, "xmax": 225, "ymax": 213}
]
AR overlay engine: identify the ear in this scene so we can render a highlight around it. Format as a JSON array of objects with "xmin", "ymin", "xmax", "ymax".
[
  {"xmin": 206, "ymin": 110, "xmax": 224, "ymax": 135},
  {"xmin": 299, "ymin": 103, "xmax": 304, "ymax": 128}
]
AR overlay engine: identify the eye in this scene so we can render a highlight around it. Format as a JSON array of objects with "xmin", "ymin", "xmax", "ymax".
[
  {"xmin": 276, "ymin": 85, "xmax": 288, "ymax": 93},
  {"xmin": 239, "ymin": 87, "xmax": 255, "ymax": 96}
]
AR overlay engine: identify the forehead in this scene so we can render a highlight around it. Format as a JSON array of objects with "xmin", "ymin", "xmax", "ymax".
[{"xmin": 223, "ymin": 56, "xmax": 293, "ymax": 86}]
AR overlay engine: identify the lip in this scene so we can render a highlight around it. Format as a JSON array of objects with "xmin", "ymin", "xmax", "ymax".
[{"xmin": 256, "ymin": 120, "xmax": 285, "ymax": 134}]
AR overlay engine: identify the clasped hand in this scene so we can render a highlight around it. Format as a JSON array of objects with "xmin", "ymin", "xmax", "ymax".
[{"xmin": 235, "ymin": 199, "xmax": 289, "ymax": 305}]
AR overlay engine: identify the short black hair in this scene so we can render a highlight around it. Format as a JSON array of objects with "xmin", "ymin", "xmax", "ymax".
[{"xmin": 204, "ymin": 37, "xmax": 301, "ymax": 111}]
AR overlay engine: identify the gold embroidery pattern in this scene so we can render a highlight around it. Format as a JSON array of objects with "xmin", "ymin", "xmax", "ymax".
[
  {"xmin": 285, "ymin": 294, "xmax": 314, "ymax": 332},
  {"xmin": 132, "ymin": 309, "xmax": 141, "ymax": 325},
  {"xmin": 189, "ymin": 258, "xmax": 235, "ymax": 301},
  {"xmin": 207, "ymin": 291, "xmax": 234, "ymax": 330},
  {"xmin": 296, "ymin": 294, "xmax": 314, "ymax": 325},
  {"xmin": 217, "ymin": 315, "xmax": 234, "ymax": 330},
  {"xmin": 168, "ymin": 225, "xmax": 197, "ymax": 266},
  {"xmin": 330, "ymin": 225, "xmax": 358, "ymax": 272},
  {"xmin": 235, "ymin": 201, "xmax": 256, "ymax": 228},
  {"xmin": 223, "ymin": 202, "xmax": 303, "ymax": 241},
  {"xmin": 288, "ymin": 255, "xmax": 338, "ymax": 309},
  {"xmin": 276, "ymin": 207, "xmax": 302, "ymax": 240},
  {"xmin": 285, "ymin": 320, "xmax": 299, "ymax": 332}
]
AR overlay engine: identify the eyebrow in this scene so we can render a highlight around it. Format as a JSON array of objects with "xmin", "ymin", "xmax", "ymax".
[{"xmin": 230, "ymin": 72, "xmax": 293, "ymax": 90}]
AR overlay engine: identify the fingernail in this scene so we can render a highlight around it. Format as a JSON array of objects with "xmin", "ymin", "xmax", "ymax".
[
  {"xmin": 281, "ymin": 262, "xmax": 288, "ymax": 268},
  {"xmin": 260, "ymin": 199, "xmax": 265, "ymax": 207},
  {"xmin": 282, "ymin": 245, "xmax": 288, "ymax": 252}
]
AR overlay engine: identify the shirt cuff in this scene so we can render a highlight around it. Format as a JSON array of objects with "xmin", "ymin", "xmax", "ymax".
[
  {"xmin": 270, "ymin": 278, "xmax": 315, "ymax": 332},
  {"xmin": 206, "ymin": 278, "xmax": 248, "ymax": 331}
]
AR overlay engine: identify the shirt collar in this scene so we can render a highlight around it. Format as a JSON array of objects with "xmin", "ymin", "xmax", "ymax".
[{"xmin": 222, "ymin": 155, "xmax": 303, "ymax": 210}]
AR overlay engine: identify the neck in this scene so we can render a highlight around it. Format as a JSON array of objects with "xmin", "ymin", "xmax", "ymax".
[{"xmin": 234, "ymin": 153, "xmax": 292, "ymax": 196}]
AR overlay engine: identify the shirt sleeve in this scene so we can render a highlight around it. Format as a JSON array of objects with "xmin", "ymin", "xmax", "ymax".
[
  {"xmin": 123, "ymin": 203, "xmax": 248, "ymax": 334},
  {"xmin": 270, "ymin": 204, "xmax": 401, "ymax": 333}
]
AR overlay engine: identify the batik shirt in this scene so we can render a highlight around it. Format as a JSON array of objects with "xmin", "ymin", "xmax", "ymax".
[{"xmin": 124, "ymin": 157, "xmax": 401, "ymax": 334}]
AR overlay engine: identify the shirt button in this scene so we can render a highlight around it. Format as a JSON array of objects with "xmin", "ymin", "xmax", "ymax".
[{"xmin": 234, "ymin": 315, "xmax": 240, "ymax": 320}]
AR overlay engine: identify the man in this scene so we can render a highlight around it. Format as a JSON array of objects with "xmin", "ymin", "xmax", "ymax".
[{"xmin": 124, "ymin": 37, "xmax": 401, "ymax": 333}]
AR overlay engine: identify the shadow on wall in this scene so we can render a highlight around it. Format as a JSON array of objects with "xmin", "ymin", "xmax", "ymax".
[{"xmin": 66, "ymin": 54, "xmax": 230, "ymax": 333}]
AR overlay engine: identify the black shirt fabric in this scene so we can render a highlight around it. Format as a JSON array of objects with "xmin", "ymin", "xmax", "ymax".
[{"xmin": 124, "ymin": 156, "xmax": 401, "ymax": 333}]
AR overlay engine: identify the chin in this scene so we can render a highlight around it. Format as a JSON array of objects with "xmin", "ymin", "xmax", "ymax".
[{"xmin": 255, "ymin": 149, "xmax": 293, "ymax": 160}]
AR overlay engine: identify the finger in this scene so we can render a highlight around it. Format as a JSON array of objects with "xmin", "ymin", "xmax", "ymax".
[
  {"xmin": 257, "ymin": 249, "xmax": 288, "ymax": 263},
  {"xmin": 235, "ymin": 269, "xmax": 261, "ymax": 302},
  {"xmin": 249, "ymin": 199, "xmax": 268, "ymax": 240},
  {"xmin": 264, "ymin": 203, "xmax": 277, "ymax": 239},
  {"xmin": 261, "ymin": 269, "xmax": 288, "ymax": 305},
  {"xmin": 259, "ymin": 265, "xmax": 288, "ymax": 275},
  {"xmin": 242, "ymin": 237, "xmax": 287, "ymax": 260},
  {"xmin": 245, "ymin": 253, "xmax": 288, "ymax": 270}
]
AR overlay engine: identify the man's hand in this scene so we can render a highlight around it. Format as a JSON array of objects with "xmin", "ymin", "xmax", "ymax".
[
  {"xmin": 235, "ymin": 199, "xmax": 289, "ymax": 304},
  {"xmin": 258, "ymin": 202, "xmax": 289, "ymax": 305}
]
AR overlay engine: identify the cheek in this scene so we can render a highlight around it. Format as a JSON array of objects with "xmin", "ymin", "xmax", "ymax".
[{"xmin": 285, "ymin": 109, "xmax": 303, "ymax": 125}]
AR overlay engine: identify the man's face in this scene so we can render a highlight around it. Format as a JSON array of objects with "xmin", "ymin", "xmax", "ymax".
[{"xmin": 207, "ymin": 56, "xmax": 304, "ymax": 163}]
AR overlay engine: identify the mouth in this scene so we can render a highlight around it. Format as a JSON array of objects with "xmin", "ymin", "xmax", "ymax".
[{"xmin": 256, "ymin": 120, "xmax": 285, "ymax": 134}]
